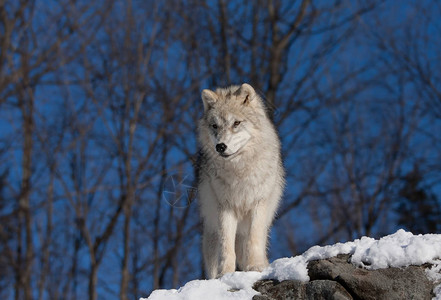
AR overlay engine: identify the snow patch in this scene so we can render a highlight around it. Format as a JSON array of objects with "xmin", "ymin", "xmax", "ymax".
[
  {"xmin": 261, "ymin": 255, "xmax": 308, "ymax": 282},
  {"xmin": 147, "ymin": 273, "xmax": 261, "ymax": 300},
  {"xmin": 351, "ymin": 229, "xmax": 441, "ymax": 269},
  {"xmin": 143, "ymin": 230, "xmax": 441, "ymax": 300}
]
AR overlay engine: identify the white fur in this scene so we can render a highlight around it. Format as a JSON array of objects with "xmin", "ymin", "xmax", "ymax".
[{"xmin": 197, "ymin": 83, "xmax": 285, "ymax": 279}]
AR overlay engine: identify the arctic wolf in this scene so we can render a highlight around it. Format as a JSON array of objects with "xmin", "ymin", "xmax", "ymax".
[{"xmin": 197, "ymin": 83, "xmax": 285, "ymax": 279}]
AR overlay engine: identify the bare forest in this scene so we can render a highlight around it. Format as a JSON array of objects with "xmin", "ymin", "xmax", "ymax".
[{"xmin": 0, "ymin": 0, "xmax": 440, "ymax": 299}]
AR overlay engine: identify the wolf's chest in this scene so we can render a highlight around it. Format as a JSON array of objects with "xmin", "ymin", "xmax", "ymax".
[{"xmin": 213, "ymin": 165, "xmax": 273, "ymax": 211}]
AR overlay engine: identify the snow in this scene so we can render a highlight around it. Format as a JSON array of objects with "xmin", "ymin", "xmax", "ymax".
[
  {"xmin": 144, "ymin": 230, "xmax": 441, "ymax": 300},
  {"xmin": 146, "ymin": 272, "xmax": 262, "ymax": 300}
]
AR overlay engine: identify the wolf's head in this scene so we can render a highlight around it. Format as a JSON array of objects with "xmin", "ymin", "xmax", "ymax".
[{"xmin": 199, "ymin": 83, "xmax": 264, "ymax": 159}]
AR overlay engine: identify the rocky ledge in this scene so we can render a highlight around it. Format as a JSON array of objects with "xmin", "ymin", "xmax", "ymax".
[{"xmin": 253, "ymin": 254, "xmax": 435, "ymax": 300}]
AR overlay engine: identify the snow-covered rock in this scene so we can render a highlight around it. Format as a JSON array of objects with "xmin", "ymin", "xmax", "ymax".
[{"xmin": 144, "ymin": 230, "xmax": 441, "ymax": 300}]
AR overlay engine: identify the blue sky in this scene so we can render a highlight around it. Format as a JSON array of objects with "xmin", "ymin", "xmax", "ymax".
[{"xmin": 1, "ymin": 0, "xmax": 441, "ymax": 299}]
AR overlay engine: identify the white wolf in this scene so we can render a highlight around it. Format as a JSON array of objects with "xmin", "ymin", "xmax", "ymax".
[{"xmin": 197, "ymin": 83, "xmax": 285, "ymax": 279}]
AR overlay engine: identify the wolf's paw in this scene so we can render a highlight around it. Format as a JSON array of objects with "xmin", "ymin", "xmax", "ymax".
[
  {"xmin": 216, "ymin": 267, "xmax": 235, "ymax": 278},
  {"xmin": 217, "ymin": 259, "xmax": 236, "ymax": 278},
  {"xmin": 215, "ymin": 271, "xmax": 232, "ymax": 279},
  {"xmin": 244, "ymin": 262, "xmax": 268, "ymax": 272}
]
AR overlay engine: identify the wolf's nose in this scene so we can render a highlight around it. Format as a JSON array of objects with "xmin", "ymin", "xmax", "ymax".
[{"xmin": 216, "ymin": 143, "xmax": 227, "ymax": 153}]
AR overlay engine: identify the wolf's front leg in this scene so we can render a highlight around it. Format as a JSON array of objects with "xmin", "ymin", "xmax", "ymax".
[
  {"xmin": 203, "ymin": 226, "xmax": 219, "ymax": 279},
  {"xmin": 245, "ymin": 203, "xmax": 270, "ymax": 272},
  {"xmin": 218, "ymin": 209, "xmax": 237, "ymax": 277}
]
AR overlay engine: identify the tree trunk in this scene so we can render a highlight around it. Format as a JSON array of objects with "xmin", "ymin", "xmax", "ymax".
[
  {"xmin": 120, "ymin": 203, "xmax": 131, "ymax": 300},
  {"xmin": 88, "ymin": 262, "xmax": 98, "ymax": 300},
  {"xmin": 18, "ymin": 80, "xmax": 34, "ymax": 300}
]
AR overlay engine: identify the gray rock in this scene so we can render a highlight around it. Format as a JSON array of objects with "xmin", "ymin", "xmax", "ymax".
[
  {"xmin": 252, "ymin": 255, "xmax": 436, "ymax": 300},
  {"xmin": 253, "ymin": 279, "xmax": 305, "ymax": 300},
  {"xmin": 308, "ymin": 254, "xmax": 434, "ymax": 300},
  {"xmin": 305, "ymin": 280, "xmax": 353, "ymax": 300},
  {"xmin": 253, "ymin": 279, "xmax": 352, "ymax": 300}
]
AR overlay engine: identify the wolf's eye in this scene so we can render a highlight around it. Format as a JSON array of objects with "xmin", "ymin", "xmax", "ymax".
[
  {"xmin": 233, "ymin": 121, "xmax": 241, "ymax": 128},
  {"xmin": 212, "ymin": 124, "xmax": 218, "ymax": 129}
]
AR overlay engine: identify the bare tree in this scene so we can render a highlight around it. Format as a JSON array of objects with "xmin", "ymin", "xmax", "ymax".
[
  {"xmin": 1, "ymin": 1, "xmax": 441, "ymax": 299},
  {"xmin": 0, "ymin": 1, "xmax": 111, "ymax": 299}
]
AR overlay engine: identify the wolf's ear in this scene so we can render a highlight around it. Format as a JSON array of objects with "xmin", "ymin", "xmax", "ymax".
[
  {"xmin": 235, "ymin": 83, "xmax": 255, "ymax": 105},
  {"xmin": 201, "ymin": 89, "xmax": 218, "ymax": 111}
]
